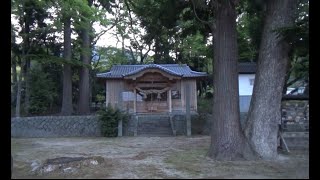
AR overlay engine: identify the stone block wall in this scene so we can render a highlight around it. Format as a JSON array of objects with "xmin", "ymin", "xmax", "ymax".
[
  {"xmin": 172, "ymin": 114, "xmax": 187, "ymax": 135},
  {"xmin": 11, "ymin": 116, "xmax": 101, "ymax": 138},
  {"xmin": 12, "ymin": 100, "xmax": 308, "ymax": 138},
  {"xmin": 281, "ymin": 100, "xmax": 309, "ymax": 132},
  {"xmin": 123, "ymin": 115, "xmax": 136, "ymax": 136}
]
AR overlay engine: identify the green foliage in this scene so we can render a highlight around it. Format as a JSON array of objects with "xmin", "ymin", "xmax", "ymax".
[
  {"xmin": 197, "ymin": 97, "xmax": 213, "ymax": 114},
  {"xmin": 95, "ymin": 94, "xmax": 105, "ymax": 103},
  {"xmin": 93, "ymin": 46, "xmax": 131, "ymax": 72},
  {"xmin": 97, "ymin": 105, "xmax": 128, "ymax": 137},
  {"xmin": 236, "ymin": 0, "xmax": 266, "ymax": 62},
  {"xmin": 28, "ymin": 66, "xmax": 58, "ymax": 115},
  {"xmin": 237, "ymin": 13, "xmax": 258, "ymax": 62}
]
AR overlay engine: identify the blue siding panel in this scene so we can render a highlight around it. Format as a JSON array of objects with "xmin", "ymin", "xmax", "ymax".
[{"xmin": 239, "ymin": 95, "xmax": 252, "ymax": 112}]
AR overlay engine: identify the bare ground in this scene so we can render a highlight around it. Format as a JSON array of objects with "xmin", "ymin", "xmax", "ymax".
[{"xmin": 11, "ymin": 136, "xmax": 309, "ymax": 179}]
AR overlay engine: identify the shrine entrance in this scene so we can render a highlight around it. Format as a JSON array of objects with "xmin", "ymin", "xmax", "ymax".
[
  {"xmin": 135, "ymin": 86, "xmax": 170, "ymax": 113},
  {"xmin": 124, "ymin": 69, "xmax": 180, "ymax": 114}
]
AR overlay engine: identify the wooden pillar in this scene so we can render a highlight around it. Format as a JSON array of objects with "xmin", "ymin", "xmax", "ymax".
[
  {"xmin": 181, "ymin": 80, "xmax": 184, "ymax": 111},
  {"xmin": 186, "ymin": 83, "xmax": 191, "ymax": 136},
  {"xmin": 105, "ymin": 81, "xmax": 108, "ymax": 109},
  {"xmin": 134, "ymin": 115, "xmax": 138, "ymax": 136},
  {"xmin": 117, "ymin": 90, "xmax": 123, "ymax": 137},
  {"xmin": 168, "ymin": 89, "xmax": 172, "ymax": 113},
  {"xmin": 194, "ymin": 81, "xmax": 197, "ymax": 111},
  {"xmin": 133, "ymin": 88, "xmax": 137, "ymax": 113}
]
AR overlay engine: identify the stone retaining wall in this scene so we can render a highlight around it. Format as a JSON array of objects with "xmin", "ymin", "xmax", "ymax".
[
  {"xmin": 12, "ymin": 100, "xmax": 308, "ymax": 139},
  {"xmin": 281, "ymin": 100, "xmax": 309, "ymax": 131},
  {"xmin": 11, "ymin": 116, "xmax": 101, "ymax": 138}
]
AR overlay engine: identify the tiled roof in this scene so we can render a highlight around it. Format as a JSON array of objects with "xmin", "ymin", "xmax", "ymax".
[
  {"xmin": 96, "ymin": 64, "xmax": 207, "ymax": 79},
  {"xmin": 238, "ymin": 62, "xmax": 256, "ymax": 74}
]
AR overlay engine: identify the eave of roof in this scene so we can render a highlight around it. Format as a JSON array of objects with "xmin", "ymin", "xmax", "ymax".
[
  {"xmin": 96, "ymin": 64, "xmax": 207, "ymax": 79},
  {"xmin": 238, "ymin": 62, "xmax": 256, "ymax": 74}
]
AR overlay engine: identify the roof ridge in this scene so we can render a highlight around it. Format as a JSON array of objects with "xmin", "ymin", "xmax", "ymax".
[
  {"xmin": 122, "ymin": 64, "xmax": 183, "ymax": 77},
  {"xmin": 97, "ymin": 64, "xmax": 208, "ymax": 78}
]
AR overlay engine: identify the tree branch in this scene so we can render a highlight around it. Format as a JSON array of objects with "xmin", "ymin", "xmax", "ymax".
[
  {"xmin": 92, "ymin": 23, "xmax": 116, "ymax": 46},
  {"xmin": 123, "ymin": 0, "xmax": 140, "ymax": 46},
  {"xmin": 190, "ymin": 0, "xmax": 214, "ymax": 29},
  {"xmin": 128, "ymin": 46, "xmax": 137, "ymax": 64},
  {"xmin": 141, "ymin": 44, "xmax": 151, "ymax": 62},
  {"xmin": 92, "ymin": 53, "xmax": 101, "ymax": 71}
]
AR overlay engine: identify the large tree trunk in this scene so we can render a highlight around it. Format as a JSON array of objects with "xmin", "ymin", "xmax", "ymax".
[
  {"xmin": 24, "ymin": 60, "xmax": 31, "ymax": 114},
  {"xmin": 11, "ymin": 57, "xmax": 17, "ymax": 105},
  {"xmin": 15, "ymin": 58, "xmax": 23, "ymax": 117},
  {"xmin": 244, "ymin": 0, "xmax": 298, "ymax": 160},
  {"xmin": 78, "ymin": 0, "xmax": 93, "ymax": 114},
  {"xmin": 15, "ymin": 74, "xmax": 22, "ymax": 117},
  {"xmin": 23, "ymin": 16, "xmax": 31, "ymax": 115},
  {"xmin": 61, "ymin": 16, "xmax": 73, "ymax": 115},
  {"xmin": 208, "ymin": 0, "xmax": 254, "ymax": 161}
]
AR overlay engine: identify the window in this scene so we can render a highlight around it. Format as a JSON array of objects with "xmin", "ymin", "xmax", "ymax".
[
  {"xmin": 249, "ymin": 78, "xmax": 255, "ymax": 86},
  {"xmin": 172, "ymin": 90, "xmax": 180, "ymax": 99},
  {"xmin": 122, "ymin": 91, "xmax": 142, "ymax": 101}
]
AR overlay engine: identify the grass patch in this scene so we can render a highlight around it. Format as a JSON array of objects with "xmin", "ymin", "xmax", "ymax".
[{"xmin": 164, "ymin": 147, "xmax": 209, "ymax": 176}]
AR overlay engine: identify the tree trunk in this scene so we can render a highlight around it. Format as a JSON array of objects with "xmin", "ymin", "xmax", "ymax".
[
  {"xmin": 23, "ymin": 17, "xmax": 31, "ymax": 115},
  {"xmin": 244, "ymin": 0, "xmax": 298, "ymax": 160},
  {"xmin": 208, "ymin": 0, "xmax": 254, "ymax": 161},
  {"xmin": 11, "ymin": 57, "xmax": 17, "ymax": 105},
  {"xmin": 15, "ymin": 58, "xmax": 23, "ymax": 117},
  {"xmin": 154, "ymin": 38, "xmax": 161, "ymax": 64},
  {"xmin": 24, "ymin": 60, "xmax": 30, "ymax": 114},
  {"xmin": 78, "ymin": 0, "xmax": 93, "ymax": 114},
  {"xmin": 61, "ymin": 16, "xmax": 73, "ymax": 115},
  {"xmin": 15, "ymin": 74, "xmax": 22, "ymax": 117}
]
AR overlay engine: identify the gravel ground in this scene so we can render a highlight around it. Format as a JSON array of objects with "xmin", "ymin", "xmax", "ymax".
[{"xmin": 11, "ymin": 136, "xmax": 309, "ymax": 179}]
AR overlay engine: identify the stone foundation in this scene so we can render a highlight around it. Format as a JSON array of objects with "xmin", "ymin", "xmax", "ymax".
[{"xmin": 11, "ymin": 116, "xmax": 101, "ymax": 138}]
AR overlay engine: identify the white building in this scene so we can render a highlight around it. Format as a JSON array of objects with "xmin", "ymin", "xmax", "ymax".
[{"xmin": 238, "ymin": 63, "xmax": 256, "ymax": 112}]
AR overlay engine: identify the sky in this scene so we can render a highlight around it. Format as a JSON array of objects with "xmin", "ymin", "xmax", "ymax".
[
  {"xmin": 12, "ymin": 14, "xmax": 124, "ymax": 48},
  {"xmin": 93, "ymin": 22, "xmax": 131, "ymax": 48},
  {"xmin": 11, "ymin": 14, "xmax": 153, "ymax": 56}
]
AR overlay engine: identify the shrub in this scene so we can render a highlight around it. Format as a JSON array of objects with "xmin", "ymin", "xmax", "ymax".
[
  {"xmin": 205, "ymin": 92, "xmax": 213, "ymax": 99},
  {"xmin": 197, "ymin": 97, "xmax": 213, "ymax": 114},
  {"xmin": 97, "ymin": 105, "xmax": 128, "ymax": 137}
]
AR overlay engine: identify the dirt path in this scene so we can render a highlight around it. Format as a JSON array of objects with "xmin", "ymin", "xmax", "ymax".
[{"xmin": 11, "ymin": 136, "xmax": 308, "ymax": 179}]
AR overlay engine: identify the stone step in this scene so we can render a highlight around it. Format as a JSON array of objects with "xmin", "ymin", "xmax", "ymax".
[
  {"xmin": 138, "ymin": 126, "xmax": 171, "ymax": 129},
  {"xmin": 139, "ymin": 130, "xmax": 172, "ymax": 133},
  {"xmin": 281, "ymin": 132, "xmax": 309, "ymax": 150},
  {"xmin": 138, "ymin": 133, "xmax": 173, "ymax": 137},
  {"xmin": 136, "ymin": 114, "xmax": 173, "ymax": 136}
]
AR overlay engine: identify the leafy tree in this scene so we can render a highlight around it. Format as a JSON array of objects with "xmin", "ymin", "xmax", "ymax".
[
  {"xmin": 282, "ymin": 0, "xmax": 309, "ymax": 95},
  {"xmin": 237, "ymin": 0, "xmax": 265, "ymax": 62},
  {"xmin": 76, "ymin": 0, "xmax": 117, "ymax": 114},
  {"xmin": 11, "ymin": 0, "xmax": 51, "ymax": 116},
  {"xmin": 206, "ymin": 0, "xmax": 255, "ymax": 160},
  {"xmin": 76, "ymin": 0, "xmax": 94, "ymax": 114},
  {"xmin": 244, "ymin": 0, "xmax": 299, "ymax": 159},
  {"xmin": 60, "ymin": 1, "xmax": 73, "ymax": 115},
  {"xmin": 28, "ymin": 65, "xmax": 58, "ymax": 115}
]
